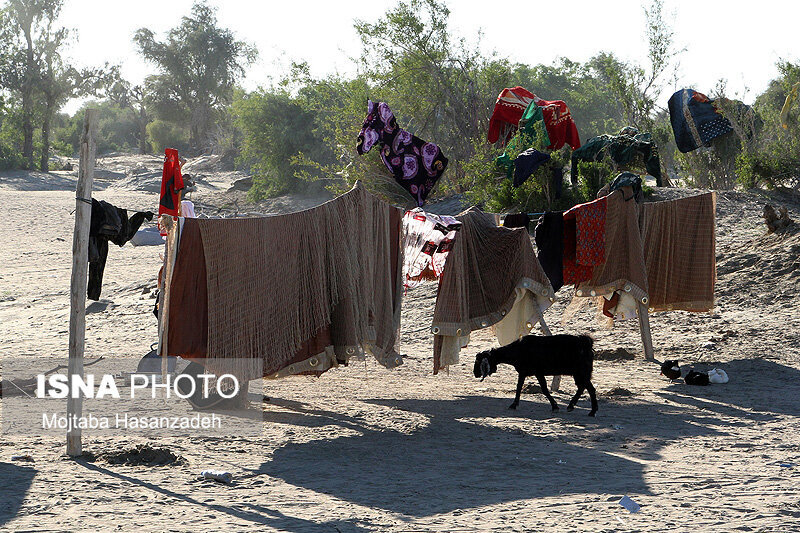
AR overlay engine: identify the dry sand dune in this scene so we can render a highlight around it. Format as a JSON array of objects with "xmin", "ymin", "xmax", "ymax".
[{"xmin": 0, "ymin": 157, "xmax": 799, "ymax": 532}]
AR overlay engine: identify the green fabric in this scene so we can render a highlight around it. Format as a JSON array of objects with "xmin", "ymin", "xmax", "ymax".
[
  {"xmin": 495, "ymin": 102, "xmax": 550, "ymax": 180},
  {"xmin": 570, "ymin": 129, "xmax": 662, "ymax": 186}
]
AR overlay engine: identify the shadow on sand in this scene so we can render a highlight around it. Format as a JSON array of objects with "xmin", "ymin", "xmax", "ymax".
[{"xmin": 0, "ymin": 462, "xmax": 36, "ymax": 526}]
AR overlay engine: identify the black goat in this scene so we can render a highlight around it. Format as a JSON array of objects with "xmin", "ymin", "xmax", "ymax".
[{"xmin": 473, "ymin": 334, "xmax": 598, "ymax": 416}]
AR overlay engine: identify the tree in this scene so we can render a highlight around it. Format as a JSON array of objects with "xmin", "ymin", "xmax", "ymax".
[
  {"xmin": 133, "ymin": 2, "xmax": 256, "ymax": 154},
  {"xmin": 0, "ymin": 0, "xmax": 63, "ymax": 169},
  {"xmin": 354, "ymin": 0, "xmax": 512, "ymax": 187},
  {"xmin": 107, "ymin": 75, "xmax": 152, "ymax": 154},
  {"xmin": 38, "ymin": 35, "xmax": 109, "ymax": 170},
  {"xmin": 234, "ymin": 86, "xmax": 332, "ymax": 198}
]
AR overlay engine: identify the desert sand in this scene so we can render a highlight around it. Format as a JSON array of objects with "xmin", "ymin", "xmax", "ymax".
[{"xmin": 1, "ymin": 154, "xmax": 799, "ymax": 532}]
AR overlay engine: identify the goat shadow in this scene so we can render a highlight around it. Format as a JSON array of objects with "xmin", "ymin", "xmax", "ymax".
[
  {"xmin": 258, "ymin": 395, "xmax": 651, "ymax": 517},
  {"xmin": 0, "ymin": 463, "xmax": 36, "ymax": 527}
]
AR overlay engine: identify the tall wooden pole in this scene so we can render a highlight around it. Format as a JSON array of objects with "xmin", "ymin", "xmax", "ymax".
[
  {"xmin": 638, "ymin": 302, "xmax": 655, "ymax": 361},
  {"xmin": 67, "ymin": 109, "xmax": 97, "ymax": 456}
]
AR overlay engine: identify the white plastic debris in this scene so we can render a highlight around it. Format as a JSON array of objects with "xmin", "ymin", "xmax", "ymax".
[
  {"xmin": 200, "ymin": 470, "xmax": 233, "ymax": 484},
  {"xmin": 708, "ymin": 368, "xmax": 729, "ymax": 384}
]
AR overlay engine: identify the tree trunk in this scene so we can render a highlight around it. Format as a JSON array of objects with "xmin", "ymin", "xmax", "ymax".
[
  {"xmin": 22, "ymin": 100, "xmax": 35, "ymax": 170},
  {"xmin": 22, "ymin": 28, "xmax": 35, "ymax": 170},
  {"xmin": 41, "ymin": 104, "xmax": 53, "ymax": 172},
  {"xmin": 138, "ymin": 105, "xmax": 148, "ymax": 154}
]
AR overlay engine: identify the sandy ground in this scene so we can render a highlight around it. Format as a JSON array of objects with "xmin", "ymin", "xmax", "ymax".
[{"xmin": 1, "ymin": 155, "xmax": 799, "ymax": 532}]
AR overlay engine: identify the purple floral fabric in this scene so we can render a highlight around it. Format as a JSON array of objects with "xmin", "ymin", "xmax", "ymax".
[{"xmin": 357, "ymin": 100, "xmax": 448, "ymax": 206}]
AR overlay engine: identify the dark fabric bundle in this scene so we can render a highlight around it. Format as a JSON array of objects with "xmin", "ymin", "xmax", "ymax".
[
  {"xmin": 685, "ymin": 370, "xmax": 710, "ymax": 386},
  {"xmin": 356, "ymin": 100, "xmax": 448, "ymax": 207},
  {"xmin": 513, "ymin": 148, "xmax": 551, "ymax": 187},
  {"xmin": 88, "ymin": 199, "xmax": 153, "ymax": 300},
  {"xmin": 502, "ymin": 213, "xmax": 531, "ymax": 230},
  {"xmin": 668, "ymin": 89, "xmax": 733, "ymax": 153},
  {"xmin": 570, "ymin": 129, "xmax": 662, "ymax": 186},
  {"xmin": 534, "ymin": 212, "xmax": 564, "ymax": 292}
]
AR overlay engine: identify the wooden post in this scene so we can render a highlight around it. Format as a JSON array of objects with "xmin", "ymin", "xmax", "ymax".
[
  {"xmin": 67, "ymin": 109, "xmax": 97, "ymax": 456},
  {"xmin": 638, "ymin": 301, "xmax": 655, "ymax": 361}
]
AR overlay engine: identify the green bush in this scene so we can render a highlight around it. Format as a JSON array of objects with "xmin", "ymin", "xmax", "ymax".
[
  {"xmin": 146, "ymin": 119, "xmax": 191, "ymax": 155},
  {"xmin": 576, "ymin": 160, "xmax": 615, "ymax": 201}
]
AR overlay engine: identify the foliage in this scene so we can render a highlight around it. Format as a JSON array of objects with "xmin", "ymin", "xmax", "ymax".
[
  {"xmin": 133, "ymin": 1, "xmax": 256, "ymax": 153},
  {"xmin": 576, "ymin": 161, "xmax": 615, "ymax": 200},
  {"xmin": 146, "ymin": 119, "xmax": 191, "ymax": 155},
  {"xmin": 233, "ymin": 87, "xmax": 333, "ymax": 200}
]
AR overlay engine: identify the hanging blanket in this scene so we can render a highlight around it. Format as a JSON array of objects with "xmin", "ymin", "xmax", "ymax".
[
  {"xmin": 638, "ymin": 192, "xmax": 716, "ymax": 312},
  {"xmin": 165, "ymin": 183, "xmax": 404, "ymax": 381},
  {"xmin": 574, "ymin": 190, "xmax": 649, "ymax": 306},
  {"xmin": 562, "ymin": 196, "xmax": 607, "ymax": 286},
  {"xmin": 431, "ymin": 208, "xmax": 554, "ymax": 374},
  {"xmin": 487, "ymin": 86, "xmax": 536, "ymax": 144},
  {"xmin": 570, "ymin": 129, "xmax": 663, "ymax": 186},
  {"xmin": 402, "ymin": 208, "xmax": 461, "ymax": 289},
  {"xmin": 533, "ymin": 95, "xmax": 581, "ymax": 151},
  {"xmin": 668, "ymin": 89, "xmax": 733, "ymax": 153},
  {"xmin": 357, "ymin": 100, "xmax": 448, "ymax": 207}
]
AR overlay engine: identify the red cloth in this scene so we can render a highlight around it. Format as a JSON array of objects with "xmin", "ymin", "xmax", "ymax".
[
  {"xmin": 487, "ymin": 86, "xmax": 536, "ymax": 144},
  {"xmin": 159, "ymin": 148, "xmax": 184, "ymax": 217},
  {"xmin": 158, "ymin": 148, "xmax": 184, "ymax": 236},
  {"xmin": 563, "ymin": 196, "xmax": 606, "ymax": 285},
  {"xmin": 533, "ymin": 96, "xmax": 582, "ymax": 150}
]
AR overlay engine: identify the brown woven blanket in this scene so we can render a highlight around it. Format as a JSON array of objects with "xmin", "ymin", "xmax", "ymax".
[
  {"xmin": 431, "ymin": 208, "xmax": 554, "ymax": 373},
  {"xmin": 166, "ymin": 183, "xmax": 404, "ymax": 380},
  {"xmin": 576, "ymin": 189, "xmax": 649, "ymax": 305},
  {"xmin": 638, "ymin": 192, "xmax": 716, "ymax": 312}
]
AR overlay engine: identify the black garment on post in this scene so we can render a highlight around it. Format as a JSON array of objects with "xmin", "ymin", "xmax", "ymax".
[
  {"xmin": 502, "ymin": 213, "xmax": 531, "ymax": 231},
  {"xmin": 534, "ymin": 211, "xmax": 564, "ymax": 292},
  {"xmin": 88, "ymin": 199, "xmax": 154, "ymax": 300}
]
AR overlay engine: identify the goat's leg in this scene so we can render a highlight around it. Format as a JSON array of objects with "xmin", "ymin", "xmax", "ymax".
[
  {"xmin": 567, "ymin": 383, "xmax": 585, "ymax": 412},
  {"xmin": 586, "ymin": 381, "xmax": 598, "ymax": 417},
  {"xmin": 536, "ymin": 374, "xmax": 559, "ymax": 412},
  {"xmin": 509, "ymin": 373, "xmax": 525, "ymax": 410}
]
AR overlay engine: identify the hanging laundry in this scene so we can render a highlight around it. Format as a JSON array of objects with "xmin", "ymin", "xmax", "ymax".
[
  {"xmin": 166, "ymin": 183, "xmax": 404, "ymax": 381},
  {"xmin": 574, "ymin": 190, "xmax": 649, "ymax": 308},
  {"xmin": 495, "ymin": 102, "xmax": 550, "ymax": 181},
  {"xmin": 502, "ymin": 213, "xmax": 531, "ymax": 230},
  {"xmin": 532, "ymin": 95, "xmax": 581, "ymax": 151},
  {"xmin": 487, "ymin": 86, "xmax": 536, "ymax": 144},
  {"xmin": 431, "ymin": 208, "xmax": 554, "ymax": 374},
  {"xmin": 181, "ymin": 200, "xmax": 196, "ymax": 218},
  {"xmin": 668, "ymin": 89, "xmax": 737, "ymax": 153},
  {"xmin": 513, "ymin": 148, "xmax": 551, "ymax": 187},
  {"xmin": 159, "ymin": 148, "xmax": 184, "ymax": 234},
  {"xmin": 638, "ymin": 192, "xmax": 716, "ymax": 312},
  {"xmin": 402, "ymin": 209, "xmax": 461, "ymax": 289},
  {"xmin": 88, "ymin": 199, "xmax": 154, "ymax": 300},
  {"xmin": 534, "ymin": 212, "xmax": 564, "ymax": 292},
  {"xmin": 356, "ymin": 100, "xmax": 448, "ymax": 207},
  {"xmin": 570, "ymin": 128, "xmax": 663, "ymax": 186},
  {"xmin": 562, "ymin": 196, "xmax": 607, "ymax": 286}
]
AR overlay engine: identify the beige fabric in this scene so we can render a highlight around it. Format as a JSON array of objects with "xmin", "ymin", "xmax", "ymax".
[
  {"xmin": 638, "ymin": 192, "xmax": 717, "ymax": 312},
  {"xmin": 576, "ymin": 189, "xmax": 649, "ymax": 305},
  {"xmin": 186, "ymin": 182, "xmax": 403, "ymax": 380},
  {"xmin": 431, "ymin": 208, "xmax": 554, "ymax": 373}
]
